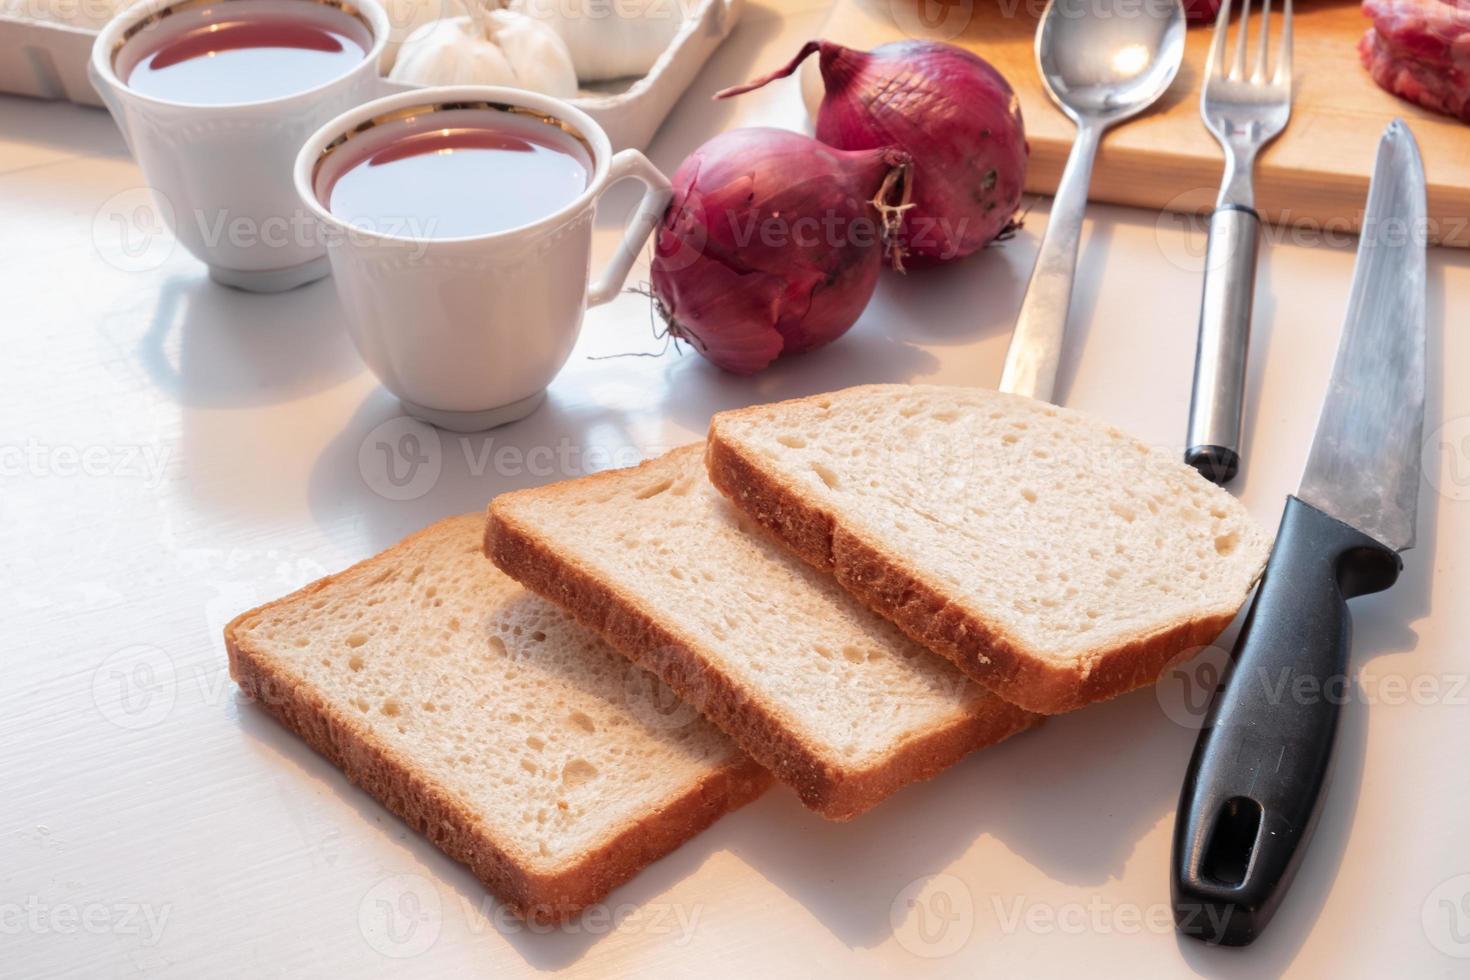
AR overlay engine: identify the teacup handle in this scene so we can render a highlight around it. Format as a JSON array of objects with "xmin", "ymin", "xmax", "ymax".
[{"xmin": 586, "ymin": 149, "xmax": 673, "ymax": 307}]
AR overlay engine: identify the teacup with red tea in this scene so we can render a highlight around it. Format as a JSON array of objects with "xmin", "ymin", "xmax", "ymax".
[
  {"xmin": 296, "ymin": 86, "xmax": 674, "ymax": 431},
  {"xmin": 90, "ymin": 0, "xmax": 389, "ymax": 291},
  {"xmin": 318, "ymin": 105, "xmax": 596, "ymax": 241}
]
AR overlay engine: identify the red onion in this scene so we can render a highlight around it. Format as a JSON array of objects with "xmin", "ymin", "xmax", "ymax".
[
  {"xmin": 650, "ymin": 127, "xmax": 910, "ymax": 375},
  {"xmin": 718, "ymin": 40, "xmax": 1028, "ymax": 267}
]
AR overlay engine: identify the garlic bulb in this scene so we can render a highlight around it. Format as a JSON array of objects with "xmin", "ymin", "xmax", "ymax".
[
  {"xmin": 388, "ymin": 10, "xmax": 579, "ymax": 99},
  {"xmin": 512, "ymin": 0, "xmax": 687, "ymax": 82},
  {"xmin": 377, "ymin": 0, "xmax": 474, "ymax": 70}
]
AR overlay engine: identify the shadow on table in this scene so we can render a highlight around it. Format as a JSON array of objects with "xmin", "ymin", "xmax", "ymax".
[
  {"xmin": 299, "ymin": 297, "xmax": 953, "ymax": 555},
  {"xmin": 135, "ymin": 272, "xmax": 363, "ymax": 409},
  {"xmin": 230, "ymin": 674, "xmax": 1200, "ymax": 968},
  {"xmin": 867, "ymin": 233, "xmax": 1037, "ymax": 350},
  {"xmin": 303, "ymin": 386, "xmax": 654, "ymax": 556},
  {"xmin": 636, "ymin": 239, "xmax": 1034, "ymax": 434},
  {"xmin": 1041, "ymin": 212, "xmax": 1113, "ymax": 407},
  {"xmin": 726, "ymin": 687, "xmax": 1192, "ymax": 945},
  {"xmin": 649, "ymin": 320, "xmax": 944, "ymax": 434}
]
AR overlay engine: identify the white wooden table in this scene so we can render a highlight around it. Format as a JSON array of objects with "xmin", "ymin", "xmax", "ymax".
[{"xmin": 4, "ymin": 2, "xmax": 1469, "ymax": 975}]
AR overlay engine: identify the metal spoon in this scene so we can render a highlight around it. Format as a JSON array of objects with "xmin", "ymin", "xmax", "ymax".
[{"xmin": 1000, "ymin": 0, "xmax": 1187, "ymax": 403}]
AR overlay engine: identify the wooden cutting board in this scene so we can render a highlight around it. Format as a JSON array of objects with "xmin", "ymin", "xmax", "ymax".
[{"xmin": 798, "ymin": 0, "xmax": 1470, "ymax": 246}]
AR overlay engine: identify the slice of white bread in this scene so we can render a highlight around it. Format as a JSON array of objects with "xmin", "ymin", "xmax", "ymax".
[
  {"xmin": 486, "ymin": 444, "xmax": 1040, "ymax": 821},
  {"xmin": 706, "ymin": 385, "xmax": 1272, "ymax": 715},
  {"xmin": 225, "ymin": 515, "xmax": 769, "ymax": 923}
]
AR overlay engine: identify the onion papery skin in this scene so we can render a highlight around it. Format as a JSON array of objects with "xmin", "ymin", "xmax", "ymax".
[
  {"xmin": 720, "ymin": 40, "xmax": 1029, "ymax": 267},
  {"xmin": 650, "ymin": 127, "xmax": 910, "ymax": 374}
]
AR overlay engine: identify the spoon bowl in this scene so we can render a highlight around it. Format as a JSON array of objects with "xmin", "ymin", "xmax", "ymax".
[{"xmin": 1037, "ymin": 0, "xmax": 1187, "ymax": 124}]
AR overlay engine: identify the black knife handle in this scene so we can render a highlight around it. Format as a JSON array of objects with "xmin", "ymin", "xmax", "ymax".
[{"xmin": 1172, "ymin": 496, "xmax": 1401, "ymax": 946}]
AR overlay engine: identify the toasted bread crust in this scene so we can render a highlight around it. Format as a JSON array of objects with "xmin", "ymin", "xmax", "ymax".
[
  {"xmin": 706, "ymin": 420, "xmax": 1235, "ymax": 715},
  {"xmin": 225, "ymin": 519, "xmax": 770, "ymax": 924},
  {"xmin": 485, "ymin": 459, "xmax": 1040, "ymax": 821}
]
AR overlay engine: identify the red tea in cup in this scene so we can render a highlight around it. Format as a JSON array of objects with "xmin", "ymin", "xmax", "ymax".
[
  {"xmin": 117, "ymin": 0, "xmax": 370, "ymax": 105},
  {"xmin": 318, "ymin": 109, "xmax": 594, "ymax": 239}
]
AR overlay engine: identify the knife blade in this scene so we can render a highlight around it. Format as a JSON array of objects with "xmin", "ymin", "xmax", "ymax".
[
  {"xmin": 1171, "ymin": 119, "xmax": 1427, "ymax": 947},
  {"xmin": 1297, "ymin": 119, "xmax": 1427, "ymax": 552}
]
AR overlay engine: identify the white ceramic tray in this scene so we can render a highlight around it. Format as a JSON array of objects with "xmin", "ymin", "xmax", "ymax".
[{"xmin": 0, "ymin": 0, "xmax": 742, "ymax": 149}]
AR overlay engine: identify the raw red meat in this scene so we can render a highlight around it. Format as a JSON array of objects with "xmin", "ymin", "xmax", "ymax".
[
  {"xmin": 1185, "ymin": 0, "xmax": 1224, "ymax": 22},
  {"xmin": 1360, "ymin": 0, "xmax": 1470, "ymax": 121},
  {"xmin": 1363, "ymin": 0, "xmax": 1470, "ymax": 67},
  {"xmin": 1360, "ymin": 29, "xmax": 1470, "ymax": 119}
]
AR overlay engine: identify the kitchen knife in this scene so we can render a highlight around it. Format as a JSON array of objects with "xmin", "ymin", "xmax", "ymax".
[{"xmin": 1171, "ymin": 119, "xmax": 1427, "ymax": 947}]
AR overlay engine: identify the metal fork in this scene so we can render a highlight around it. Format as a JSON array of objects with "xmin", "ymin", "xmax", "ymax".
[{"xmin": 1184, "ymin": 0, "xmax": 1293, "ymax": 484}]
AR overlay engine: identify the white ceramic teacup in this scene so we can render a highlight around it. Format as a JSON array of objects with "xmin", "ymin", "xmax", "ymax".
[
  {"xmin": 294, "ymin": 86, "xmax": 674, "ymax": 432},
  {"xmin": 89, "ymin": 0, "xmax": 390, "ymax": 292}
]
